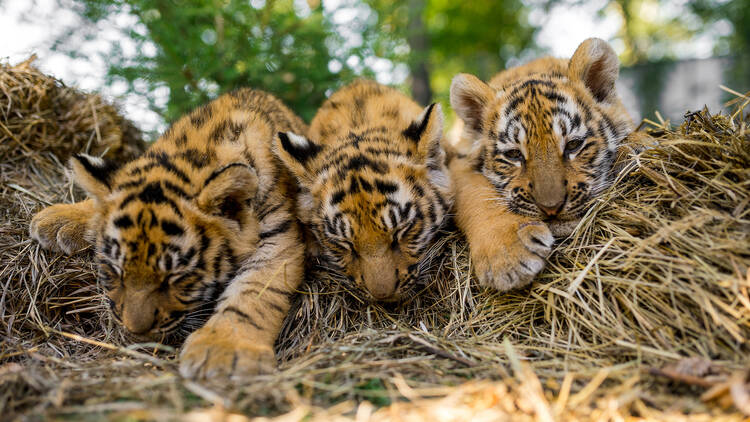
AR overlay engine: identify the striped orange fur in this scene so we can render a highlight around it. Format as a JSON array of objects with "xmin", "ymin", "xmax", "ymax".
[
  {"xmin": 449, "ymin": 38, "xmax": 633, "ymax": 290},
  {"xmin": 274, "ymin": 80, "xmax": 453, "ymax": 302},
  {"xmin": 30, "ymin": 89, "xmax": 307, "ymax": 379}
]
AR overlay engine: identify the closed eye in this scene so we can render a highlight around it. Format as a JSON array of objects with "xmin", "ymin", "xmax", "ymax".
[
  {"xmin": 159, "ymin": 271, "xmax": 193, "ymax": 291},
  {"xmin": 328, "ymin": 237, "xmax": 354, "ymax": 252},
  {"xmin": 395, "ymin": 218, "xmax": 416, "ymax": 241}
]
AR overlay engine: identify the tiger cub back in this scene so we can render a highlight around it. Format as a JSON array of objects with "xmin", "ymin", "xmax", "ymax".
[
  {"xmin": 273, "ymin": 80, "xmax": 453, "ymax": 302},
  {"xmin": 30, "ymin": 88, "xmax": 308, "ymax": 379},
  {"xmin": 448, "ymin": 38, "xmax": 633, "ymax": 290}
]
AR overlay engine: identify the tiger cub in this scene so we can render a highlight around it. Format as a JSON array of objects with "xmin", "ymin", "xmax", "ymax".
[
  {"xmin": 273, "ymin": 80, "xmax": 452, "ymax": 302},
  {"xmin": 29, "ymin": 89, "xmax": 308, "ymax": 379},
  {"xmin": 449, "ymin": 38, "xmax": 633, "ymax": 290}
]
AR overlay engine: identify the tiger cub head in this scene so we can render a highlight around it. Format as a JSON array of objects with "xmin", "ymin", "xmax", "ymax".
[
  {"xmin": 71, "ymin": 150, "xmax": 259, "ymax": 341},
  {"xmin": 450, "ymin": 38, "xmax": 633, "ymax": 236},
  {"xmin": 274, "ymin": 103, "xmax": 452, "ymax": 302}
]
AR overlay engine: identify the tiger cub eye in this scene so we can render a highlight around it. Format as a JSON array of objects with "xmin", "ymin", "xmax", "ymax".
[
  {"xmin": 504, "ymin": 149, "xmax": 523, "ymax": 161},
  {"xmin": 565, "ymin": 138, "xmax": 585, "ymax": 155}
]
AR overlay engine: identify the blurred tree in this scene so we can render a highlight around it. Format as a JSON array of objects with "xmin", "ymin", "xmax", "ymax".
[
  {"xmin": 688, "ymin": 0, "xmax": 749, "ymax": 53},
  {"xmin": 363, "ymin": 0, "xmax": 538, "ymax": 105},
  {"xmin": 52, "ymin": 0, "xmax": 538, "ymax": 131},
  {"xmin": 55, "ymin": 0, "xmax": 366, "ymax": 127},
  {"xmin": 578, "ymin": 0, "xmax": 748, "ymax": 65},
  {"xmin": 608, "ymin": 0, "xmax": 698, "ymax": 65}
]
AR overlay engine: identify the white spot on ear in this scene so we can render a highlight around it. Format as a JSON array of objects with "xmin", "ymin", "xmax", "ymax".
[
  {"xmin": 287, "ymin": 132, "xmax": 309, "ymax": 148},
  {"xmin": 495, "ymin": 88, "xmax": 505, "ymax": 99},
  {"xmin": 87, "ymin": 156, "xmax": 106, "ymax": 167}
]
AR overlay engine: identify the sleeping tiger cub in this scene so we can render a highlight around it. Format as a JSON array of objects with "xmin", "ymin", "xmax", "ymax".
[
  {"xmin": 29, "ymin": 89, "xmax": 307, "ymax": 379},
  {"xmin": 449, "ymin": 38, "xmax": 633, "ymax": 290},
  {"xmin": 274, "ymin": 80, "xmax": 453, "ymax": 302}
]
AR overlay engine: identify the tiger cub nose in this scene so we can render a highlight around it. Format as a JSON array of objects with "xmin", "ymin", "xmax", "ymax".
[{"xmin": 537, "ymin": 200, "xmax": 564, "ymax": 217}]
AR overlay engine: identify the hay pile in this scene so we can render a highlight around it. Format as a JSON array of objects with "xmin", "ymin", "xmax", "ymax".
[
  {"xmin": 1, "ymin": 56, "xmax": 144, "ymax": 163},
  {"xmin": 1, "ymin": 57, "xmax": 748, "ymax": 421}
]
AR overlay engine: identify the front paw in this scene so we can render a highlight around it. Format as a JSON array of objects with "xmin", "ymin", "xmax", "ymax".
[
  {"xmin": 471, "ymin": 221, "xmax": 554, "ymax": 291},
  {"xmin": 179, "ymin": 320, "xmax": 276, "ymax": 380},
  {"xmin": 29, "ymin": 203, "xmax": 91, "ymax": 255}
]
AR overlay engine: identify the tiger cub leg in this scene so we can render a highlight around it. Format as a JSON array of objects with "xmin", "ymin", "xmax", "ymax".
[
  {"xmin": 451, "ymin": 158, "xmax": 554, "ymax": 290},
  {"xmin": 179, "ymin": 217, "xmax": 305, "ymax": 379},
  {"xmin": 29, "ymin": 198, "xmax": 96, "ymax": 255}
]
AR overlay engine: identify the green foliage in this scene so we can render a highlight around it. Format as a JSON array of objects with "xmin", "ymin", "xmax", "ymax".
[
  {"xmin": 53, "ymin": 0, "xmax": 743, "ymax": 135},
  {"xmin": 688, "ymin": 0, "xmax": 750, "ymax": 53},
  {"xmin": 579, "ymin": 0, "xmax": 749, "ymax": 65},
  {"xmin": 61, "ymin": 0, "xmax": 362, "ymax": 127},
  {"xmin": 365, "ymin": 0, "xmax": 537, "ymax": 105},
  {"xmin": 56, "ymin": 0, "xmax": 537, "ymax": 134}
]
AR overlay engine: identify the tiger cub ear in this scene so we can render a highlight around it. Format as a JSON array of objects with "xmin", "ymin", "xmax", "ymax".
[
  {"xmin": 403, "ymin": 103, "xmax": 445, "ymax": 167},
  {"xmin": 197, "ymin": 163, "xmax": 258, "ymax": 223},
  {"xmin": 568, "ymin": 38, "xmax": 619, "ymax": 103},
  {"xmin": 450, "ymin": 73, "xmax": 494, "ymax": 140},
  {"xmin": 274, "ymin": 132, "xmax": 323, "ymax": 185},
  {"xmin": 70, "ymin": 154, "xmax": 119, "ymax": 203}
]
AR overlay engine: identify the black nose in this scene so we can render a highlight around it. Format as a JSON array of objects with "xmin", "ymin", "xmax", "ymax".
[{"xmin": 537, "ymin": 200, "xmax": 564, "ymax": 217}]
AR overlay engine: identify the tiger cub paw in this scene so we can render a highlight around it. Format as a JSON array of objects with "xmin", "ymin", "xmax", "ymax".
[
  {"xmin": 471, "ymin": 220, "xmax": 554, "ymax": 291},
  {"xmin": 179, "ymin": 319, "xmax": 276, "ymax": 380},
  {"xmin": 29, "ymin": 203, "xmax": 91, "ymax": 255}
]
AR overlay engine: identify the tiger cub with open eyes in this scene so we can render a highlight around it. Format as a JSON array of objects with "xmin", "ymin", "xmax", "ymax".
[
  {"xmin": 30, "ymin": 89, "xmax": 307, "ymax": 379},
  {"xmin": 273, "ymin": 80, "xmax": 453, "ymax": 302},
  {"xmin": 449, "ymin": 38, "xmax": 633, "ymax": 291}
]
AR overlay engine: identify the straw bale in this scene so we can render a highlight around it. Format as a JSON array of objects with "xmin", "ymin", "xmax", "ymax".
[{"xmin": 1, "ymin": 59, "xmax": 747, "ymax": 420}]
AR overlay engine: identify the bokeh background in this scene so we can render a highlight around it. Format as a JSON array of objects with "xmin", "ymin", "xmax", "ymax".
[{"xmin": 1, "ymin": 0, "xmax": 747, "ymax": 139}]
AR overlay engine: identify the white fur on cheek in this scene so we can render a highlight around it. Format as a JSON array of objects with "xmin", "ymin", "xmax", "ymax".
[
  {"xmin": 296, "ymin": 190, "xmax": 315, "ymax": 225},
  {"xmin": 428, "ymin": 168, "xmax": 451, "ymax": 192},
  {"xmin": 391, "ymin": 186, "xmax": 412, "ymax": 210}
]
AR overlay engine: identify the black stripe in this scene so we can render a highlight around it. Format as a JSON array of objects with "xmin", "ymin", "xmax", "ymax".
[
  {"xmin": 178, "ymin": 148, "xmax": 211, "ymax": 168},
  {"xmin": 402, "ymin": 103, "xmax": 435, "ymax": 141},
  {"xmin": 278, "ymin": 132, "xmax": 321, "ymax": 164},
  {"xmin": 138, "ymin": 182, "xmax": 167, "ymax": 204},
  {"xmin": 113, "ymin": 215, "xmax": 133, "ymax": 229},
  {"xmin": 223, "ymin": 306, "xmax": 261, "ymax": 330},
  {"xmin": 342, "ymin": 155, "xmax": 387, "ymax": 173},
  {"xmin": 143, "ymin": 151, "xmax": 191, "ymax": 184},
  {"xmin": 119, "ymin": 193, "xmax": 137, "ymax": 209},
  {"xmin": 161, "ymin": 220, "xmax": 184, "ymax": 236},
  {"xmin": 163, "ymin": 180, "xmax": 191, "ymax": 200},
  {"xmin": 375, "ymin": 180, "xmax": 398, "ymax": 194},
  {"xmin": 115, "ymin": 178, "xmax": 145, "ymax": 191},
  {"xmin": 257, "ymin": 202, "xmax": 283, "ymax": 220},
  {"xmin": 202, "ymin": 163, "xmax": 250, "ymax": 187},
  {"xmin": 330, "ymin": 190, "xmax": 346, "ymax": 205},
  {"xmin": 73, "ymin": 154, "xmax": 118, "ymax": 189},
  {"xmin": 259, "ymin": 220, "xmax": 292, "ymax": 240}
]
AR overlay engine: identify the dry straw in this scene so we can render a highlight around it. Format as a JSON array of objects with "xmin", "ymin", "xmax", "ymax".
[{"xmin": 1, "ymin": 57, "xmax": 748, "ymax": 421}]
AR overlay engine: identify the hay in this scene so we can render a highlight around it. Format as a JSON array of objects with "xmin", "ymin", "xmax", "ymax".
[
  {"xmin": 1, "ymin": 57, "xmax": 748, "ymax": 421},
  {"xmin": 0, "ymin": 56, "xmax": 145, "ymax": 163}
]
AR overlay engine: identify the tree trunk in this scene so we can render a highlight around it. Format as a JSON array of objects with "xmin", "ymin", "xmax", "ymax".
[{"xmin": 407, "ymin": 0, "xmax": 432, "ymax": 105}]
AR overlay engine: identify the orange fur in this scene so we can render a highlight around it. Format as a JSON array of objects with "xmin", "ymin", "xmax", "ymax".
[
  {"xmin": 30, "ymin": 89, "xmax": 307, "ymax": 379},
  {"xmin": 450, "ymin": 38, "xmax": 633, "ymax": 290},
  {"xmin": 275, "ymin": 80, "xmax": 453, "ymax": 301}
]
